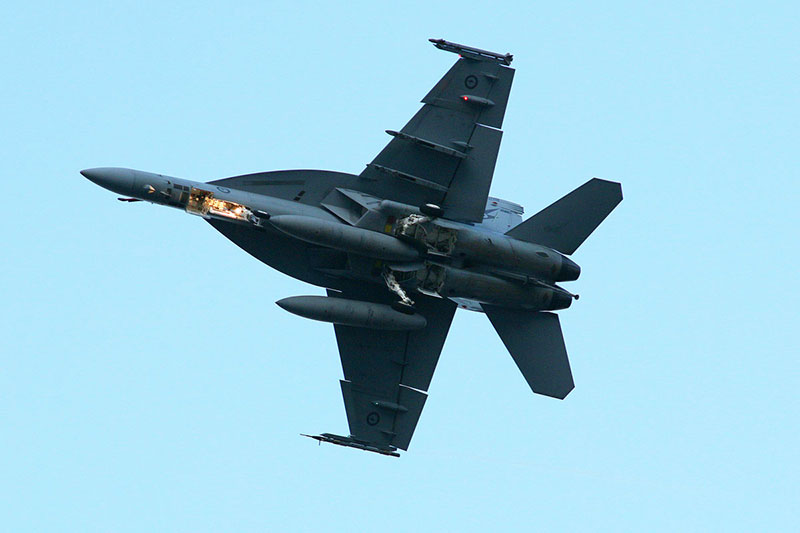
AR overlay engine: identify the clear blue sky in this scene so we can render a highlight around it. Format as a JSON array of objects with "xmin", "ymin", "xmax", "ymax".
[{"xmin": 2, "ymin": 1, "xmax": 798, "ymax": 531}]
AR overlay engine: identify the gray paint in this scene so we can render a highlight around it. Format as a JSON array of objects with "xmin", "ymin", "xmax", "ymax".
[
  {"xmin": 506, "ymin": 178, "xmax": 623, "ymax": 255},
  {"xmin": 276, "ymin": 296, "xmax": 428, "ymax": 330},
  {"xmin": 483, "ymin": 308, "xmax": 575, "ymax": 400},
  {"xmin": 269, "ymin": 215, "xmax": 420, "ymax": 262},
  {"xmin": 81, "ymin": 38, "xmax": 622, "ymax": 457}
]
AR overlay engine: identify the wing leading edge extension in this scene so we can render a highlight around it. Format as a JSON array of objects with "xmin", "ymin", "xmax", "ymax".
[{"xmin": 359, "ymin": 39, "xmax": 514, "ymax": 223}]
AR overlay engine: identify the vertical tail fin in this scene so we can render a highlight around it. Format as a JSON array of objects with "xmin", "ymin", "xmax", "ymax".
[
  {"xmin": 506, "ymin": 178, "xmax": 622, "ymax": 255},
  {"xmin": 483, "ymin": 306, "xmax": 574, "ymax": 399}
]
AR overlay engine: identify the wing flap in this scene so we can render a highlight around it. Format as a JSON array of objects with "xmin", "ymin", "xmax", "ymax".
[
  {"xmin": 331, "ymin": 289, "xmax": 457, "ymax": 451},
  {"xmin": 359, "ymin": 41, "xmax": 515, "ymax": 222},
  {"xmin": 441, "ymin": 124, "xmax": 503, "ymax": 221},
  {"xmin": 341, "ymin": 381, "xmax": 427, "ymax": 451}
]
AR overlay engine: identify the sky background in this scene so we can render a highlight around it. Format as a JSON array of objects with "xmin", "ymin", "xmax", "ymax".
[{"xmin": 2, "ymin": 1, "xmax": 798, "ymax": 531}]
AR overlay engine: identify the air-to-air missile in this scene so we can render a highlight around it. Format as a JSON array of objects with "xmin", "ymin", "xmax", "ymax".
[{"xmin": 301, "ymin": 433, "xmax": 401, "ymax": 457}]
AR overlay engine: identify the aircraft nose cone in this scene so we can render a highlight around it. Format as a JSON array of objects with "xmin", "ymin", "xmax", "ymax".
[{"xmin": 81, "ymin": 167, "xmax": 137, "ymax": 197}]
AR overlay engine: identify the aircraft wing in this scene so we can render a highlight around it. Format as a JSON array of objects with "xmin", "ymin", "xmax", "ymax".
[
  {"xmin": 325, "ymin": 288, "xmax": 457, "ymax": 452},
  {"xmin": 359, "ymin": 39, "xmax": 515, "ymax": 223}
]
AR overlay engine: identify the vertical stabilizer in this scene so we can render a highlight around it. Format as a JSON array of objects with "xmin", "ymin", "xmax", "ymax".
[
  {"xmin": 505, "ymin": 178, "xmax": 622, "ymax": 255},
  {"xmin": 483, "ymin": 306, "xmax": 574, "ymax": 399}
]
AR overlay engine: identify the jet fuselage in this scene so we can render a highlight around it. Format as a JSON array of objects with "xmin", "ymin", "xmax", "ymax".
[
  {"xmin": 80, "ymin": 38, "xmax": 623, "ymax": 457},
  {"xmin": 82, "ymin": 166, "xmax": 578, "ymax": 312}
]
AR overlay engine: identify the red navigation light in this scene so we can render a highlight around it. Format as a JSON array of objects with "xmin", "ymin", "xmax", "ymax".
[{"xmin": 462, "ymin": 96, "xmax": 469, "ymax": 101}]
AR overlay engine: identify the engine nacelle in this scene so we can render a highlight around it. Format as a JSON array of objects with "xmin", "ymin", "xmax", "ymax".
[
  {"xmin": 395, "ymin": 216, "xmax": 580, "ymax": 282},
  {"xmin": 416, "ymin": 265, "xmax": 572, "ymax": 311},
  {"xmin": 453, "ymin": 230, "xmax": 580, "ymax": 282}
]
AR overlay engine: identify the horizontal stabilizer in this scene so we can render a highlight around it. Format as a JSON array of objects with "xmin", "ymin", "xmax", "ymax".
[
  {"xmin": 506, "ymin": 178, "xmax": 622, "ymax": 255},
  {"xmin": 483, "ymin": 306, "xmax": 574, "ymax": 399}
]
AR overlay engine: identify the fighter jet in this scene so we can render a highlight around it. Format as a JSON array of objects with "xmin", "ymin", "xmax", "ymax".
[{"xmin": 82, "ymin": 39, "xmax": 622, "ymax": 457}]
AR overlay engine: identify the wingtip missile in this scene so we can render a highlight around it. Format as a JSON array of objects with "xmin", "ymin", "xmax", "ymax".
[
  {"xmin": 302, "ymin": 433, "xmax": 400, "ymax": 457},
  {"xmin": 428, "ymin": 38, "xmax": 513, "ymax": 65}
]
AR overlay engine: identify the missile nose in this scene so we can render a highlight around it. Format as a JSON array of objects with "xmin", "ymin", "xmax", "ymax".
[{"xmin": 80, "ymin": 167, "xmax": 137, "ymax": 197}]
